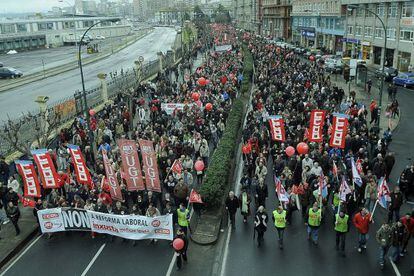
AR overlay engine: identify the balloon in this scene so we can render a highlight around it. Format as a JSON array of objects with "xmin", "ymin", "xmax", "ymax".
[
  {"xmin": 296, "ymin": 142, "xmax": 309, "ymax": 155},
  {"xmin": 309, "ymin": 55, "xmax": 316, "ymax": 61},
  {"xmin": 205, "ymin": 103, "xmax": 213, "ymax": 111},
  {"xmin": 89, "ymin": 109, "xmax": 96, "ymax": 116},
  {"xmin": 194, "ymin": 160, "xmax": 205, "ymax": 171},
  {"xmin": 242, "ymin": 144, "xmax": 251, "ymax": 154},
  {"xmin": 285, "ymin": 146, "xmax": 295, "ymax": 157},
  {"xmin": 192, "ymin": 92, "xmax": 200, "ymax": 101},
  {"xmin": 173, "ymin": 238, "xmax": 184, "ymax": 251},
  {"xmin": 198, "ymin": 77, "xmax": 207, "ymax": 86}
]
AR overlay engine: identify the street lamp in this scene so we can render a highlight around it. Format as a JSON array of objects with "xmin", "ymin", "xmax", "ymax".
[
  {"xmin": 347, "ymin": 4, "xmax": 387, "ymax": 132},
  {"xmin": 58, "ymin": 0, "xmax": 77, "ymax": 47},
  {"xmin": 78, "ymin": 18, "xmax": 120, "ymax": 155}
]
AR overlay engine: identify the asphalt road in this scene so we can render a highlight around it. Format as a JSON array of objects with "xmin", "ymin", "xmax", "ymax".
[
  {"xmin": 0, "ymin": 27, "xmax": 177, "ymax": 120},
  {"xmin": 222, "ymin": 82, "xmax": 414, "ymax": 276}
]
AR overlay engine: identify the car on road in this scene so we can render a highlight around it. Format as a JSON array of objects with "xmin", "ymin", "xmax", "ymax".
[
  {"xmin": 0, "ymin": 67, "xmax": 23, "ymax": 79},
  {"xmin": 375, "ymin": 67, "xmax": 398, "ymax": 82},
  {"xmin": 95, "ymin": 35, "xmax": 106, "ymax": 40},
  {"xmin": 392, "ymin": 72, "xmax": 414, "ymax": 88},
  {"xmin": 325, "ymin": 59, "xmax": 344, "ymax": 74}
]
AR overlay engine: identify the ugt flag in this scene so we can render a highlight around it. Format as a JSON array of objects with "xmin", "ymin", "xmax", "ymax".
[{"xmin": 377, "ymin": 177, "xmax": 391, "ymax": 209}]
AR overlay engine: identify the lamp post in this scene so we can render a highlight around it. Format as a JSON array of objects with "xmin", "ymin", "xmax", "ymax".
[
  {"xmin": 78, "ymin": 18, "xmax": 119, "ymax": 155},
  {"xmin": 348, "ymin": 4, "xmax": 387, "ymax": 132},
  {"xmin": 58, "ymin": 0, "xmax": 77, "ymax": 48}
]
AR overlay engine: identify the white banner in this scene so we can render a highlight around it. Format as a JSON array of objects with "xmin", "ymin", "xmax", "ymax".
[
  {"xmin": 37, "ymin": 208, "xmax": 174, "ymax": 240},
  {"xmin": 88, "ymin": 211, "xmax": 173, "ymax": 240},
  {"xmin": 161, "ymin": 103, "xmax": 195, "ymax": 115}
]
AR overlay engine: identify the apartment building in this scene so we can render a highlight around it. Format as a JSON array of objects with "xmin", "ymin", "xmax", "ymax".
[{"xmin": 261, "ymin": 0, "xmax": 292, "ymax": 40}]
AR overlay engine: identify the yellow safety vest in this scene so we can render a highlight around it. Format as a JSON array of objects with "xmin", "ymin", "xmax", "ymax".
[
  {"xmin": 177, "ymin": 209, "xmax": 189, "ymax": 227},
  {"xmin": 273, "ymin": 210, "xmax": 286, "ymax": 228},
  {"xmin": 334, "ymin": 214, "xmax": 349, "ymax": 233},
  {"xmin": 308, "ymin": 209, "xmax": 321, "ymax": 227}
]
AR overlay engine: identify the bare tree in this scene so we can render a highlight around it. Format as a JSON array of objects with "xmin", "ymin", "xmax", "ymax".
[{"xmin": 1, "ymin": 108, "xmax": 62, "ymax": 156}]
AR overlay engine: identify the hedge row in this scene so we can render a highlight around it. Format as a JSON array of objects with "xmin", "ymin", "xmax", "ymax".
[{"xmin": 200, "ymin": 46, "xmax": 254, "ymax": 208}]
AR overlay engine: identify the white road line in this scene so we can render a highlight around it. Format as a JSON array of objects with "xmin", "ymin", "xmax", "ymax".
[
  {"xmin": 0, "ymin": 234, "xmax": 42, "ymax": 276},
  {"xmin": 165, "ymin": 253, "xmax": 177, "ymax": 276},
  {"xmin": 219, "ymin": 225, "xmax": 232, "ymax": 276},
  {"xmin": 389, "ymin": 257, "xmax": 402, "ymax": 276},
  {"xmin": 81, "ymin": 243, "xmax": 106, "ymax": 276}
]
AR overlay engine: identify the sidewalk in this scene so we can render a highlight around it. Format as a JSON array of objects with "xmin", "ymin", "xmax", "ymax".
[
  {"xmin": 0, "ymin": 206, "xmax": 38, "ymax": 268},
  {"xmin": 330, "ymin": 74, "xmax": 400, "ymax": 133}
]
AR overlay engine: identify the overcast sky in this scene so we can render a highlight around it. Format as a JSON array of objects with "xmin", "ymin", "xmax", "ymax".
[{"xmin": 1, "ymin": 0, "xmax": 100, "ymax": 13}]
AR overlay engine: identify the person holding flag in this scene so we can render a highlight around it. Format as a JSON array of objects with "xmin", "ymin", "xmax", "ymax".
[
  {"xmin": 334, "ymin": 209, "xmax": 350, "ymax": 257},
  {"xmin": 305, "ymin": 202, "xmax": 322, "ymax": 245},
  {"xmin": 272, "ymin": 206, "xmax": 287, "ymax": 249}
]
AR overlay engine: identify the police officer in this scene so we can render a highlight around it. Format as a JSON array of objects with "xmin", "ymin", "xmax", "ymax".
[
  {"xmin": 335, "ymin": 210, "xmax": 350, "ymax": 256},
  {"xmin": 177, "ymin": 202, "xmax": 190, "ymax": 235},
  {"xmin": 306, "ymin": 202, "xmax": 322, "ymax": 245},
  {"xmin": 272, "ymin": 206, "xmax": 287, "ymax": 249}
]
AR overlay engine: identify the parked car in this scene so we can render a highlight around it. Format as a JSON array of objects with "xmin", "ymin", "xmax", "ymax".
[
  {"xmin": 95, "ymin": 35, "xmax": 106, "ymax": 40},
  {"xmin": 375, "ymin": 67, "xmax": 398, "ymax": 82},
  {"xmin": 0, "ymin": 62, "xmax": 3, "ymax": 67},
  {"xmin": 325, "ymin": 59, "xmax": 344, "ymax": 74},
  {"xmin": 0, "ymin": 67, "xmax": 23, "ymax": 79},
  {"xmin": 393, "ymin": 72, "xmax": 414, "ymax": 88}
]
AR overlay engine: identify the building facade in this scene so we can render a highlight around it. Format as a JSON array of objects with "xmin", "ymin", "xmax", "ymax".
[
  {"xmin": 261, "ymin": 0, "xmax": 292, "ymax": 40},
  {"xmin": 0, "ymin": 17, "xmax": 131, "ymax": 51},
  {"xmin": 342, "ymin": 0, "xmax": 414, "ymax": 71},
  {"xmin": 291, "ymin": 0, "xmax": 345, "ymax": 52},
  {"xmin": 233, "ymin": 0, "xmax": 260, "ymax": 33}
]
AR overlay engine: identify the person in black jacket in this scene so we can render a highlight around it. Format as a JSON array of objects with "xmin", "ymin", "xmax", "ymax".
[
  {"xmin": 399, "ymin": 164, "xmax": 414, "ymax": 201},
  {"xmin": 225, "ymin": 191, "xmax": 239, "ymax": 229},
  {"xmin": 174, "ymin": 228, "xmax": 188, "ymax": 271},
  {"xmin": 5, "ymin": 188, "xmax": 19, "ymax": 206},
  {"xmin": 6, "ymin": 202, "xmax": 20, "ymax": 236},
  {"xmin": 254, "ymin": 206, "xmax": 268, "ymax": 247},
  {"xmin": 388, "ymin": 186, "xmax": 404, "ymax": 223}
]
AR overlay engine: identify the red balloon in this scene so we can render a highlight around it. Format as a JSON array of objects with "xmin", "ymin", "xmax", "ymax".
[
  {"xmin": 296, "ymin": 142, "xmax": 309, "ymax": 155},
  {"xmin": 173, "ymin": 238, "xmax": 184, "ymax": 251},
  {"xmin": 285, "ymin": 146, "xmax": 295, "ymax": 157},
  {"xmin": 198, "ymin": 77, "xmax": 207, "ymax": 86},
  {"xmin": 194, "ymin": 160, "xmax": 205, "ymax": 171},
  {"xmin": 205, "ymin": 103, "xmax": 213, "ymax": 111},
  {"xmin": 221, "ymin": 76, "xmax": 227, "ymax": 85},
  {"xmin": 309, "ymin": 55, "xmax": 316, "ymax": 61},
  {"xmin": 89, "ymin": 109, "xmax": 96, "ymax": 116},
  {"xmin": 192, "ymin": 92, "xmax": 200, "ymax": 101}
]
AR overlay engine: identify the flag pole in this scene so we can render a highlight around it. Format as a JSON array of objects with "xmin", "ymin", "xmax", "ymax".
[{"xmin": 370, "ymin": 200, "xmax": 378, "ymax": 222}]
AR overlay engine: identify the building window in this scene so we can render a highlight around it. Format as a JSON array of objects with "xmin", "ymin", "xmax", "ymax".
[
  {"xmin": 0, "ymin": 24, "xmax": 15, "ymax": 33},
  {"xmin": 16, "ymin": 24, "xmax": 27, "ymax": 32},
  {"xmin": 400, "ymin": 29, "xmax": 414, "ymax": 41},
  {"xmin": 376, "ymin": 4, "xmax": 385, "ymax": 17},
  {"xmin": 83, "ymin": 21, "xmax": 94, "ymax": 28},
  {"xmin": 364, "ymin": 26, "xmax": 372, "ymax": 37},
  {"xmin": 63, "ymin": 21, "xmax": 75, "ymax": 29},
  {"xmin": 355, "ymin": 26, "xmax": 362, "ymax": 36},
  {"xmin": 387, "ymin": 28, "xmax": 396, "ymax": 39},
  {"xmin": 402, "ymin": 2, "xmax": 414, "ymax": 18},
  {"xmin": 375, "ymin": 27, "xmax": 383, "ymax": 38},
  {"xmin": 388, "ymin": 3, "xmax": 398, "ymax": 18},
  {"xmin": 348, "ymin": 26, "xmax": 353, "ymax": 35},
  {"xmin": 37, "ymin": 22, "xmax": 53, "ymax": 31},
  {"xmin": 366, "ymin": 5, "xmax": 374, "ymax": 17},
  {"xmin": 356, "ymin": 7, "xmax": 364, "ymax": 17}
]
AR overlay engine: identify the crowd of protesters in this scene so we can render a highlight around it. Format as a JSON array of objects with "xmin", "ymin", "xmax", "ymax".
[
  {"xmin": 224, "ymin": 33, "xmax": 414, "ymax": 270},
  {"xmin": 0, "ymin": 24, "xmax": 243, "ymax": 255}
]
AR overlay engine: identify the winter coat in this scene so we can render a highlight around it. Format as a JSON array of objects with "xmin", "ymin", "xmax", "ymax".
[
  {"xmin": 254, "ymin": 211, "xmax": 269, "ymax": 233},
  {"xmin": 225, "ymin": 196, "xmax": 239, "ymax": 214},
  {"xmin": 352, "ymin": 212, "xmax": 371, "ymax": 234}
]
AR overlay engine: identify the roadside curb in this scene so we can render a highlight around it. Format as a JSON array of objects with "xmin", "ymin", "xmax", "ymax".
[
  {"xmin": 0, "ymin": 29, "xmax": 153, "ymax": 93},
  {"xmin": 0, "ymin": 226, "xmax": 39, "ymax": 270}
]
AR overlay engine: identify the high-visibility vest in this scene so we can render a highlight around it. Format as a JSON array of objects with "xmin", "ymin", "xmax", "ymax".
[
  {"xmin": 177, "ymin": 209, "xmax": 189, "ymax": 227},
  {"xmin": 273, "ymin": 210, "xmax": 286, "ymax": 228},
  {"xmin": 308, "ymin": 208, "xmax": 321, "ymax": 227},
  {"xmin": 333, "ymin": 193, "xmax": 340, "ymax": 207},
  {"xmin": 335, "ymin": 214, "xmax": 349, "ymax": 233}
]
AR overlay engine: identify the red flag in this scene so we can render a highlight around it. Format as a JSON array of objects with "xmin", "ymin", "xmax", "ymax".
[
  {"xmin": 308, "ymin": 110, "xmax": 326, "ymax": 143},
  {"xmin": 268, "ymin": 116, "xmax": 286, "ymax": 142},
  {"xmin": 332, "ymin": 160, "xmax": 338, "ymax": 177},
  {"xmin": 118, "ymin": 139, "xmax": 145, "ymax": 191},
  {"xmin": 189, "ymin": 189, "xmax": 203, "ymax": 204},
  {"xmin": 31, "ymin": 149, "xmax": 59, "ymax": 189},
  {"xmin": 356, "ymin": 158, "xmax": 363, "ymax": 174},
  {"xmin": 171, "ymin": 159, "xmax": 183, "ymax": 175},
  {"xmin": 18, "ymin": 194, "xmax": 36, "ymax": 208},
  {"xmin": 139, "ymin": 139, "xmax": 161, "ymax": 192},
  {"xmin": 102, "ymin": 150, "xmax": 123, "ymax": 201},
  {"xmin": 15, "ymin": 160, "xmax": 41, "ymax": 198},
  {"xmin": 329, "ymin": 113, "xmax": 349, "ymax": 149},
  {"xmin": 67, "ymin": 144, "xmax": 92, "ymax": 185}
]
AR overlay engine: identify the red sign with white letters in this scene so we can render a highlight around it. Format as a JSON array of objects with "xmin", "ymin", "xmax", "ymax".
[
  {"xmin": 102, "ymin": 150, "xmax": 123, "ymax": 201},
  {"xmin": 308, "ymin": 110, "xmax": 326, "ymax": 143},
  {"xmin": 31, "ymin": 149, "xmax": 59, "ymax": 189},
  {"xmin": 118, "ymin": 139, "xmax": 145, "ymax": 191},
  {"xmin": 269, "ymin": 116, "xmax": 286, "ymax": 142},
  {"xmin": 67, "ymin": 144, "xmax": 92, "ymax": 185},
  {"xmin": 138, "ymin": 139, "xmax": 161, "ymax": 192},
  {"xmin": 15, "ymin": 160, "xmax": 41, "ymax": 197},
  {"xmin": 329, "ymin": 114, "xmax": 348, "ymax": 149}
]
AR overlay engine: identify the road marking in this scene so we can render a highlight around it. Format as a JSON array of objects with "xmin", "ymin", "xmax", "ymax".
[
  {"xmin": 219, "ymin": 225, "xmax": 232, "ymax": 276},
  {"xmin": 389, "ymin": 257, "xmax": 401, "ymax": 276},
  {"xmin": 81, "ymin": 243, "xmax": 106, "ymax": 276},
  {"xmin": 165, "ymin": 253, "xmax": 177, "ymax": 276},
  {"xmin": 0, "ymin": 234, "xmax": 42, "ymax": 276}
]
